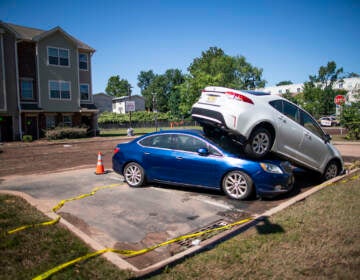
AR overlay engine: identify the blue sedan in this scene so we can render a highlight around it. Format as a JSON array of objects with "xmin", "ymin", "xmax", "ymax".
[{"xmin": 112, "ymin": 130, "xmax": 294, "ymax": 200}]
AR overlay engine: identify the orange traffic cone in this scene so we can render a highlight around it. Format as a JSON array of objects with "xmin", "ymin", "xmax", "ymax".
[{"xmin": 95, "ymin": 152, "xmax": 106, "ymax": 175}]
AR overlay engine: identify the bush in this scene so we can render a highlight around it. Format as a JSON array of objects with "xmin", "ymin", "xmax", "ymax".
[
  {"xmin": 22, "ymin": 135, "xmax": 33, "ymax": 142},
  {"xmin": 44, "ymin": 126, "xmax": 88, "ymax": 140}
]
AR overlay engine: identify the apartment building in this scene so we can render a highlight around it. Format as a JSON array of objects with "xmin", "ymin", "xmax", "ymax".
[{"xmin": 0, "ymin": 22, "xmax": 98, "ymax": 141}]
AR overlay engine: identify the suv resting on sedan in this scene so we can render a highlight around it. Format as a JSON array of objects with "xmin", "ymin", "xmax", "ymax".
[{"xmin": 191, "ymin": 86, "xmax": 343, "ymax": 180}]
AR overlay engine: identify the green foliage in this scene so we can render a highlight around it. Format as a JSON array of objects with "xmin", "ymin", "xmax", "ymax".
[
  {"xmin": 22, "ymin": 135, "xmax": 33, "ymax": 142},
  {"xmin": 105, "ymin": 75, "xmax": 132, "ymax": 97},
  {"xmin": 276, "ymin": 80, "xmax": 293, "ymax": 86},
  {"xmin": 341, "ymin": 94, "xmax": 360, "ymax": 140},
  {"xmin": 98, "ymin": 111, "xmax": 172, "ymax": 124},
  {"xmin": 138, "ymin": 69, "xmax": 185, "ymax": 114},
  {"xmin": 178, "ymin": 47, "xmax": 266, "ymax": 115},
  {"xmin": 44, "ymin": 127, "xmax": 88, "ymax": 140},
  {"xmin": 300, "ymin": 61, "xmax": 345, "ymax": 118}
]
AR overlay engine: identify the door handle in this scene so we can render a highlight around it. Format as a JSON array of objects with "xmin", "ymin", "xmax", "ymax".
[
  {"xmin": 278, "ymin": 115, "xmax": 286, "ymax": 122},
  {"xmin": 304, "ymin": 132, "xmax": 311, "ymax": 139},
  {"xmin": 144, "ymin": 152, "xmax": 150, "ymax": 155},
  {"xmin": 176, "ymin": 156, "xmax": 183, "ymax": 160}
]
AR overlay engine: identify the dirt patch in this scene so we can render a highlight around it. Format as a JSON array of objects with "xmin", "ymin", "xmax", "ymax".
[{"xmin": 0, "ymin": 137, "xmax": 131, "ymax": 177}]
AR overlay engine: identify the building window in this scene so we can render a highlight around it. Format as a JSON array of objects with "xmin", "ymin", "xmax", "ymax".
[
  {"xmin": 48, "ymin": 47, "xmax": 69, "ymax": 66},
  {"xmin": 63, "ymin": 115, "xmax": 72, "ymax": 127},
  {"xmin": 338, "ymin": 83, "xmax": 343, "ymax": 89},
  {"xmin": 278, "ymin": 89, "xmax": 282, "ymax": 94},
  {"xmin": 286, "ymin": 89, "xmax": 290, "ymax": 93},
  {"xmin": 80, "ymin": 84, "xmax": 90, "ymax": 101},
  {"xmin": 46, "ymin": 115, "xmax": 56, "ymax": 129},
  {"xmin": 297, "ymin": 88, "xmax": 301, "ymax": 93},
  {"xmin": 49, "ymin": 81, "xmax": 71, "ymax": 100},
  {"xmin": 20, "ymin": 79, "xmax": 34, "ymax": 100},
  {"xmin": 79, "ymin": 53, "xmax": 88, "ymax": 70}
]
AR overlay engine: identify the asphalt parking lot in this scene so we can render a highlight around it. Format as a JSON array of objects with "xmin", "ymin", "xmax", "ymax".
[
  {"xmin": 0, "ymin": 137, "xmax": 359, "ymax": 272},
  {"xmin": 0, "ymin": 165, "xmax": 319, "ymax": 270}
]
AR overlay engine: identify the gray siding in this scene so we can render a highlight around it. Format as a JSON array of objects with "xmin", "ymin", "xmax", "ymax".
[
  {"xmin": 0, "ymin": 32, "xmax": 5, "ymax": 110},
  {"xmin": 37, "ymin": 31, "xmax": 79, "ymax": 112},
  {"xmin": 2, "ymin": 31, "xmax": 18, "ymax": 114}
]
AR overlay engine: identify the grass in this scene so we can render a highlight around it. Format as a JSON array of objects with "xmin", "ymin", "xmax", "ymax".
[
  {"xmin": 1, "ymin": 171, "xmax": 359, "ymax": 279},
  {"xmin": 0, "ymin": 195, "xmax": 133, "ymax": 280}
]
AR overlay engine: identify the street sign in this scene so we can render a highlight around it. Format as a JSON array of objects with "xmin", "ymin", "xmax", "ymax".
[
  {"xmin": 334, "ymin": 95, "xmax": 345, "ymax": 105},
  {"xmin": 125, "ymin": 101, "xmax": 135, "ymax": 112}
]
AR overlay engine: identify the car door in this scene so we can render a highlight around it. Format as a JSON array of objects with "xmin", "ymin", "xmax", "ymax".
[
  {"xmin": 270, "ymin": 100, "xmax": 304, "ymax": 159},
  {"xmin": 169, "ymin": 134, "xmax": 224, "ymax": 188},
  {"xmin": 140, "ymin": 134, "xmax": 181, "ymax": 181},
  {"xmin": 299, "ymin": 111, "xmax": 329, "ymax": 170}
]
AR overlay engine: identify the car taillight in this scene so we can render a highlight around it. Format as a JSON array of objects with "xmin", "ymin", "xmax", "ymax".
[
  {"xmin": 113, "ymin": 147, "xmax": 120, "ymax": 154},
  {"xmin": 225, "ymin": 91, "xmax": 254, "ymax": 104}
]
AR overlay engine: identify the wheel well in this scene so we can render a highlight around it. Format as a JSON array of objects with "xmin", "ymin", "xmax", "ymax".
[
  {"xmin": 252, "ymin": 122, "xmax": 275, "ymax": 143},
  {"xmin": 327, "ymin": 158, "xmax": 342, "ymax": 174}
]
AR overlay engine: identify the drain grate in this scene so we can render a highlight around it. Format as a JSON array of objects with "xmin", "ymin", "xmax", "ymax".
[{"xmin": 175, "ymin": 220, "xmax": 230, "ymax": 249}]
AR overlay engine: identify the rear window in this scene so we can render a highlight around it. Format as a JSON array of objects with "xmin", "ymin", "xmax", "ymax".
[{"xmin": 242, "ymin": 90, "xmax": 270, "ymax": 96}]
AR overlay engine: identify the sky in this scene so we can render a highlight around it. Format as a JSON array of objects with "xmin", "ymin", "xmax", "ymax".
[{"xmin": 1, "ymin": 0, "xmax": 359, "ymax": 95}]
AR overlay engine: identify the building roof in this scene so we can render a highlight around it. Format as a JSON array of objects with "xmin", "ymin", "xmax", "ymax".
[
  {"xmin": 112, "ymin": 95, "xmax": 145, "ymax": 102},
  {"xmin": 1, "ymin": 22, "xmax": 95, "ymax": 52}
]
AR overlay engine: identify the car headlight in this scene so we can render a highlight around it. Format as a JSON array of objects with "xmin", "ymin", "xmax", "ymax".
[{"xmin": 260, "ymin": 162, "xmax": 283, "ymax": 174}]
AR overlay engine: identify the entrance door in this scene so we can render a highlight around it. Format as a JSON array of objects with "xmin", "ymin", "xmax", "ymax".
[{"xmin": 24, "ymin": 116, "xmax": 38, "ymax": 140}]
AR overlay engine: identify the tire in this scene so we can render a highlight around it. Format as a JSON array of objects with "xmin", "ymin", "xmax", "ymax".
[
  {"xmin": 123, "ymin": 162, "xmax": 145, "ymax": 187},
  {"xmin": 322, "ymin": 160, "xmax": 339, "ymax": 181},
  {"xmin": 222, "ymin": 171, "xmax": 254, "ymax": 200},
  {"xmin": 244, "ymin": 127, "xmax": 273, "ymax": 159}
]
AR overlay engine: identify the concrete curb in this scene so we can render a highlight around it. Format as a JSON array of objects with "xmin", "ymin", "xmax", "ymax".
[{"xmin": 1, "ymin": 168, "xmax": 359, "ymax": 277}]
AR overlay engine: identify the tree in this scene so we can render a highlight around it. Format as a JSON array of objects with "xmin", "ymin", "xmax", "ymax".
[
  {"xmin": 137, "ymin": 69, "xmax": 185, "ymax": 113},
  {"xmin": 137, "ymin": 70, "xmax": 156, "ymax": 109},
  {"xmin": 301, "ymin": 61, "xmax": 344, "ymax": 118},
  {"xmin": 276, "ymin": 80, "xmax": 293, "ymax": 86},
  {"xmin": 179, "ymin": 47, "xmax": 266, "ymax": 115},
  {"xmin": 105, "ymin": 75, "xmax": 132, "ymax": 97}
]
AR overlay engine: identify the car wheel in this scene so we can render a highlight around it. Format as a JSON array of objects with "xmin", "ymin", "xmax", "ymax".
[
  {"xmin": 222, "ymin": 171, "xmax": 254, "ymax": 200},
  {"xmin": 322, "ymin": 160, "xmax": 339, "ymax": 181},
  {"xmin": 123, "ymin": 162, "xmax": 145, "ymax": 187},
  {"xmin": 245, "ymin": 128, "xmax": 272, "ymax": 159}
]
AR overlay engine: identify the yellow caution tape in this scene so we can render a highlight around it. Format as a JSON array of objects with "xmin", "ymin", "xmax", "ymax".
[
  {"xmin": 6, "ymin": 183, "xmax": 120, "ymax": 235},
  {"xmin": 32, "ymin": 217, "xmax": 253, "ymax": 280}
]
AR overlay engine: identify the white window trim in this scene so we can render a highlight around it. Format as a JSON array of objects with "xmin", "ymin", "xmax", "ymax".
[
  {"xmin": 79, "ymin": 53, "xmax": 89, "ymax": 71},
  {"xmin": 47, "ymin": 46, "xmax": 70, "ymax": 68},
  {"xmin": 80, "ymin": 83, "xmax": 90, "ymax": 101},
  {"xmin": 20, "ymin": 77, "xmax": 34, "ymax": 100},
  {"xmin": 48, "ymin": 80, "xmax": 72, "ymax": 101}
]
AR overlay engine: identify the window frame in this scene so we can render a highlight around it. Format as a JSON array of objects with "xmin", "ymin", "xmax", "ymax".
[
  {"xmin": 20, "ymin": 78, "xmax": 34, "ymax": 100},
  {"xmin": 62, "ymin": 115, "xmax": 72, "ymax": 127},
  {"xmin": 80, "ymin": 83, "xmax": 90, "ymax": 101},
  {"xmin": 47, "ymin": 46, "xmax": 70, "ymax": 67},
  {"xmin": 79, "ymin": 53, "xmax": 89, "ymax": 71},
  {"xmin": 49, "ymin": 80, "xmax": 71, "ymax": 101}
]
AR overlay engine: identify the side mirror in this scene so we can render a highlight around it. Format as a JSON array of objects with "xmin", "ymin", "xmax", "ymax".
[
  {"xmin": 324, "ymin": 134, "xmax": 332, "ymax": 143},
  {"xmin": 197, "ymin": 148, "xmax": 209, "ymax": 156}
]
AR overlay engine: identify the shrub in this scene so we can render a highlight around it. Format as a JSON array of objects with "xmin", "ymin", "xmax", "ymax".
[
  {"xmin": 22, "ymin": 135, "xmax": 33, "ymax": 142},
  {"xmin": 44, "ymin": 126, "xmax": 88, "ymax": 140}
]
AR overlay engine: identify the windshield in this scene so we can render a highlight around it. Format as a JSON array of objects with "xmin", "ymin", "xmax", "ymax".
[{"xmin": 203, "ymin": 132, "xmax": 243, "ymax": 156}]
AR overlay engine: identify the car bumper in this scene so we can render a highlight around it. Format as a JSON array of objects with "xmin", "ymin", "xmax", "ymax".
[{"xmin": 254, "ymin": 172, "xmax": 295, "ymax": 198}]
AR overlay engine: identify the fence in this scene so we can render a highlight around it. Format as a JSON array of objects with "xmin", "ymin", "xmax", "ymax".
[{"xmin": 98, "ymin": 120, "xmax": 198, "ymax": 129}]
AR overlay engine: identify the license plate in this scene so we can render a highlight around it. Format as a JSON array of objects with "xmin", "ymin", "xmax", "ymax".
[{"xmin": 206, "ymin": 95, "xmax": 218, "ymax": 102}]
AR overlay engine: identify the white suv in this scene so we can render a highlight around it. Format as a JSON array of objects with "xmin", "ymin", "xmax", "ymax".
[{"xmin": 191, "ymin": 86, "xmax": 343, "ymax": 180}]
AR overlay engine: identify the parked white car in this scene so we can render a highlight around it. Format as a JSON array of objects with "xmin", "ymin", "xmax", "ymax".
[
  {"xmin": 319, "ymin": 116, "xmax": 339, "ymax": 127},
  {"xmin": 191, "ymin": 86, "xmax": 343, "ymax": 180}
]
